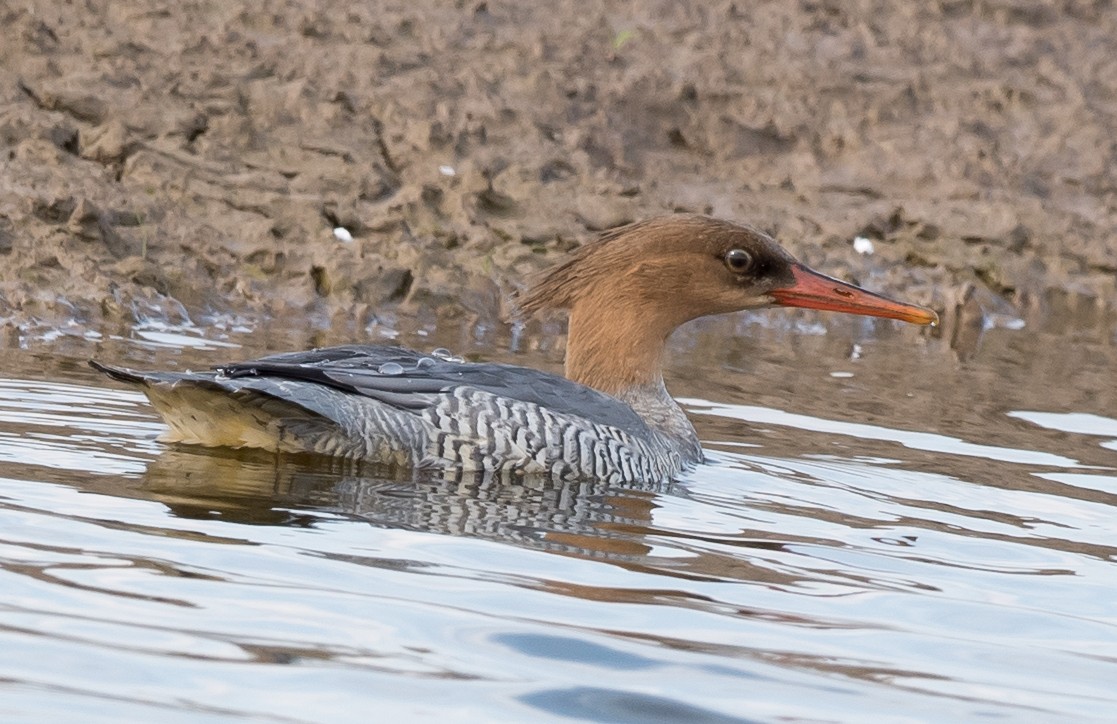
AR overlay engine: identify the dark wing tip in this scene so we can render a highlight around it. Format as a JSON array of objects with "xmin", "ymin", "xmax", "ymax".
[{"xmin": 88, "ymin": 360, "xmax": 146, "ymax": 384}]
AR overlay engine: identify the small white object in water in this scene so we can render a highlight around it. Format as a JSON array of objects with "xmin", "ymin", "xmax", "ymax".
[
  {"xmin": 333, "ymin": 226, "xmax": 354, "ymax": 242},
  {"xmin": 853, "ymin": 236, "xmax": 874, "ymax": 255},
  {"xmin": 438, "ymin": 165, "xmax": 456, "ymax": 177},
  {"xmin": 830, "ymin": 371, "xmax": 855, "ymax": 378}
]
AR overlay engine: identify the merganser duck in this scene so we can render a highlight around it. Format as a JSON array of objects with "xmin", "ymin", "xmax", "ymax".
[{"xmin": 92, "ymin": 215, "xmax": 937, "ymax": 482}]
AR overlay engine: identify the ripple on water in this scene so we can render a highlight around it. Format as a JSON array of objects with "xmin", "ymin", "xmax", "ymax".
[{"xmin": 0, "ymin": 327, "xmax": 1116, "ymax": 722}]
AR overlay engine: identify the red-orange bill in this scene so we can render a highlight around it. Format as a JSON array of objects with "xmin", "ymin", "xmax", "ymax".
[{"xmin": 770, "ymin": 264, "xmax": 939, "ymax": 326}]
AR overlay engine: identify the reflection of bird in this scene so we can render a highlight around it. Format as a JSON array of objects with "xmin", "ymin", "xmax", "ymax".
[
  {"xmin": 92, "ymin": 215, "xmax": 937, "ymax": 482},
  {"xmin": 141, "ymin": 447, "xmax": 668, "ymax": 559}
]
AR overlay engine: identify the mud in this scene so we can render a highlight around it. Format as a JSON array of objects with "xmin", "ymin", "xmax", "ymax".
[{"xmin": 1, "ymin": 1, "xmax": 1115, "ymax": 345}]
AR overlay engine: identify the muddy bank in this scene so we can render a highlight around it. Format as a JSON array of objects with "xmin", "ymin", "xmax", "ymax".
[{"xmin": 0, "ymin": 1, "xmax": 1114, "ymax": 347}]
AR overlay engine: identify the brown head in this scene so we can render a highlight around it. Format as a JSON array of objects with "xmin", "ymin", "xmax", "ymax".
[{"xmin": 519, "ymin": 215, "xmax": 937, "ymax": 396}]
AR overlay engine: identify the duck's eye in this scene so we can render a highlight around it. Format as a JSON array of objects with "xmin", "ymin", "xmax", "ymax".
[{"xmin": 724, "ymin": 249, "xmax": 753, "ymax": 272}]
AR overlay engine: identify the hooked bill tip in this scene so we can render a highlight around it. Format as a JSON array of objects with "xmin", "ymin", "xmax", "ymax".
[{"xmin": 771, "ymin": 264, "xmax": 939, "ymax": 327}]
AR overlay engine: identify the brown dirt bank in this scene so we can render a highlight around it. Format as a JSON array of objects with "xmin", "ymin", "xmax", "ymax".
[{"xmin": 1, "ymin": 1, "xmax": 1114, "ymax": 347}]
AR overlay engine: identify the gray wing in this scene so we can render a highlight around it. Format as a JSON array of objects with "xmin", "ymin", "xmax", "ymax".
[{"xmin": 220, "ymin": 345, "xmax": 653, "ymax": 438}]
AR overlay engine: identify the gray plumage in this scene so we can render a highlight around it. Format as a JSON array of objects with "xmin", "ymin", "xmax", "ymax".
[{"xmin": 90, "ymin": 345, "xmax": 701, "ymax": 483}]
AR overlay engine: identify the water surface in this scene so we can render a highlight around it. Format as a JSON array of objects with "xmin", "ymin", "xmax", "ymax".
[{"xmin": 1, "ymin": 310, "xmax": 1115, "ymax": 722}]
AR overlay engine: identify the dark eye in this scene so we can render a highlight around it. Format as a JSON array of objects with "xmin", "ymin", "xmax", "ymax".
[{"xmin": 724, "ymin": 249, "xmax": 753, "ymax": 272}]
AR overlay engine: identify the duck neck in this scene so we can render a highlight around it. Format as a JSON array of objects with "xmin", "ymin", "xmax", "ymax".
[
  {"xmin": 564, "ymin": 301, "xmax": 671, "ymax": 397},
  {"xmin": 563, "ymin": 301, "xmax": 701, "ymax": 461}
]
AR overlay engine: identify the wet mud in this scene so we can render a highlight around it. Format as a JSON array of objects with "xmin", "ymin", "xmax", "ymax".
[{"xmin": 1, "ymin": 1, "xmax": 1114, "ymax": 344}]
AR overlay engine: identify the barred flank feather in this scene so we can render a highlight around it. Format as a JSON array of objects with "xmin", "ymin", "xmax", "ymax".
[
  {"xmin": 94, "ymin": 360, "xmax": 686, "ymax": 483},
  {"xmin": 420, "ymin": 388, "xmax": 680, "ymax": 483}
]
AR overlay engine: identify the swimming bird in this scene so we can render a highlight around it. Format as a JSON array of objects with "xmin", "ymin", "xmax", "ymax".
[{"xmin": 92, "ymin": 215, "xmax": 937, "ymax": 482}]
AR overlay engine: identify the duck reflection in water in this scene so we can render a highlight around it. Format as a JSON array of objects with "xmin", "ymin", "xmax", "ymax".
[{"xmin": 140, "ymin": 447, "xmax": 674, "ymax": 560}]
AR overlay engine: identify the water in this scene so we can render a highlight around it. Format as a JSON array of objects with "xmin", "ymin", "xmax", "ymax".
[{"xmin": 1, "ymin": 310, "xmax": 1115, "ymax": 722}]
